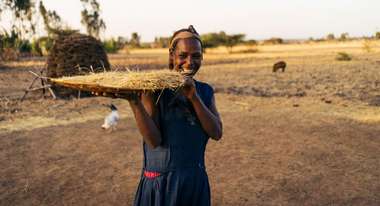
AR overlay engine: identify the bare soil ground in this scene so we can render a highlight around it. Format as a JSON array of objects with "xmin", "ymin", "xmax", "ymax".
[{"xmin": 1, "ymin": 41, "xmax": 380, "ymax": 205}]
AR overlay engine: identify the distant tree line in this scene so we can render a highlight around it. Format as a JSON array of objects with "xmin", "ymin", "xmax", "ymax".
[
  {"xmin": 310, "ymin": 32, "xmax": 380, "ymax": 43},
  {"xmin": 152, "ymin": 31, "xmax": 257, "ymax": 52}
]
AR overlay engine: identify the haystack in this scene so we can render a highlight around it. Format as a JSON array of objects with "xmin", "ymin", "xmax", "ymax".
[
  {"xmin": 50, "ymin": 70, "xmax": 183, "ymax": 95},
  {"xmin": 46, "ymin": 32, "xmax": 110, "ymax": 98}
]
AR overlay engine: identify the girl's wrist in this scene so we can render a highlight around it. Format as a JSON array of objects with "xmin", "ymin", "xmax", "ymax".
[{"xmin": 189, "ymin": 92, "xmax": 200, "ymax": 103}]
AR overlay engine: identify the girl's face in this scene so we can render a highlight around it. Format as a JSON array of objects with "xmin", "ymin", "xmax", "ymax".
[{"xmin": 173, "ymin": 38, "xmax": 203, "ymax": 77}]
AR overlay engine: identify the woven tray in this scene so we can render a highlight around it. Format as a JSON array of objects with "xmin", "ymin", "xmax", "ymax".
[{"xmin": 49, "ymin": 70, "xmax": 183, "ymax": 94}]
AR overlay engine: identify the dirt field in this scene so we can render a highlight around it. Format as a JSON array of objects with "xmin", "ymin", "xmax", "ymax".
[{"xmin": 1, "ymin": 41, "xmax": 380, "ymax": 205}]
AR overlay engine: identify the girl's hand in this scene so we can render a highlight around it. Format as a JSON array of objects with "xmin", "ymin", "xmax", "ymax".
[{"xmin": 181, "ymin": 76, "xmax": 197, "ymax": 101}]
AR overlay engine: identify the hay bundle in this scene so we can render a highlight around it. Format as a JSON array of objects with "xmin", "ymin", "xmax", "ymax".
[
  {"xmin": 47, "ymin": 32, "xmax": 110, "ymax": 98},
  {"xmin": 50, "ymin": 70, "xmax": 183, "ymax": 95}
]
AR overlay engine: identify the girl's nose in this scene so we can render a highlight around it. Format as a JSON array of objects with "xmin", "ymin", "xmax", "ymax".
[{"xmin": 184, "ymin": 56, "xmax": 193, "ymax": 67}]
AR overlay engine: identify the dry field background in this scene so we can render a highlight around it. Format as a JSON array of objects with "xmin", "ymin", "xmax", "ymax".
[{"xmin": 1, "ymin": 40, "xmax": 380, "ymax": 205}]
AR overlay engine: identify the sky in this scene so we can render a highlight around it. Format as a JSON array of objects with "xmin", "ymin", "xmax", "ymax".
[{"xmin": 1, "ymin": 0, "xmax": 380, "ymax": 41}]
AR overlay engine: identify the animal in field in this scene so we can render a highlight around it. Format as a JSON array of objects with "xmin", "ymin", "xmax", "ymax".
[
  {"xmin": 273, "ymin": 61, "xmax": 286, "ymax": 72},
  {"xmin": 102, "ymin": 104, "xmax": 119, "ymax": 131}
]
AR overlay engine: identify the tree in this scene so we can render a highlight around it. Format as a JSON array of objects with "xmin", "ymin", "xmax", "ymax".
[
  {"xmin": 375, "ymin": 32, "xmax": 380, "ymax": 39},
  {"xmin": 263, "ymin": 37, "xmax": 283, "ymax": 45},
  {"xmin": 153, "ymin": 36, "xmax": 170, "ymax": 48},
  {"xmin": 0, "ymin": 0, "xmax": 106, "ymax": 39},
  {"xmin": 225, "ymin": 34, "xmax": 245, "ymax": 53},
  {"xmin": 0, "ymin": 0, "xmax": 35, "ymax": 36},
  {"xmin": 339, "ymin": 33, "xmax": 349, "ymax": 41},
  {"xmin": 201, "ymin": 31, "xmax": 228, "ymax": 49},
  {"xmin": 80, "ymin": 0, "xmax": 106, "ymax": 39},
  {"xmin": 129, "ymin": 32, "xmax": 141, "ymax": 48},
  {"xmin": 245, "ymin": 39, "xmax": 257, "ymax": 45},
  {"xmin": 326, "ymin": 33, "xmax": 335, "ymax": 41},
  {"xmin": 39, "ymin": 1, "xmax": 65, "ymax": 36}
]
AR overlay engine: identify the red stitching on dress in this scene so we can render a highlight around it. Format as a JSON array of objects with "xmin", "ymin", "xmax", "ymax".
[{"xmin": 144, "ymin": 171, "xmax": 161, "ymax": 179}]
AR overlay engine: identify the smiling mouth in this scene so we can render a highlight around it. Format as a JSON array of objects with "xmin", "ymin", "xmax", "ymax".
[{"xmin": 181, "ymin": 69, "xmax": 195, "ymax": 76}]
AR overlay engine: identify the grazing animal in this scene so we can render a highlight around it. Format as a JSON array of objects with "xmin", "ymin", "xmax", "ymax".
[
  {"xmin": 273, "ymin": 61, "xmax": 286, "ymax": 72},
  {"xmin": 102, "ymin": 104, "xmax": 119, "ymax": 131}
]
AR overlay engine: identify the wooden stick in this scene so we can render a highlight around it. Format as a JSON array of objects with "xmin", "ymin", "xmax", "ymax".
[
  {"xmin": 26, "ymin": 85, "xmax": 51, "ymax": 92},
  {"xmin": 100, "ymin": 60, "xmax": 106, "ymax": 72},
  {"xmin": 47, "ymin": 87, "xmax": 56, "ymax": 99},
  {"xmin": 28, "ymin": 70, "xmax": 49, "ymax": 79},
  {"xmin": 20, "ymin": 76, "xmax": 39, "ymax": 102},
  {"xmin": 40, "ymin": 69, "xmax": 46, "ymax": 98}
]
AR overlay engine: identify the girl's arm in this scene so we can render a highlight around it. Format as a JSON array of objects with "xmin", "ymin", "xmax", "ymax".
[
  {"xmin": 182, "ymin": 78, "xmax": 223, "ymax": 140},
  {"xmin": 128, "ymin": 93, "xmax": 162, "ymax": 148},
  {"xmin": 190, "ymin": 93, "xmax": 223, "ymax": 141}
]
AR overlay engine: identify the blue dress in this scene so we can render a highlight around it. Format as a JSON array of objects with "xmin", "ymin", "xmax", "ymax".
[{"xmin": 134, "ymin": 80, "xmax": 214, "ymax": 206}]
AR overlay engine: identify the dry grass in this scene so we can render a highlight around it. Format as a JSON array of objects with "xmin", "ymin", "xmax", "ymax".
[
  {"xmin": 50, "ymin": 70, "xmax": 183, "ymax": 94},
  {"xmin": 1, "ymin": 40, "xmax": 380, "ymax": 206}
]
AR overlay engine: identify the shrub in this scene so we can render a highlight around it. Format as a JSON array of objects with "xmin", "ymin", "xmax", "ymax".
[
  {"xmin": 263, "ymin": 38, "xmax": 283, "ymax": 45},
  {"xmin": 362, "ymin": 39, "xmax": 373, "ymax": 53},
  {"xmin": 232, "ymin": 48, "xmax": 259, "ymax": 54},
  {"xmin": 18, "ymin": 40, "xmax": 32, "ymax": 53},
  {"xmin": 1, "ymin": 48, "xmax": 20, "ymax": 61},
  {"xmin": 339, "ymin": 33, "xmax": 349, "ymax": 41},
  {"xmin": 201, "ymin": 32, "xmax": 228, "ymax": 49},
  {"xmin": 103, "ymin": 38, "xmax": 119, "ymax": 53},
  {"xmin": 335, "ymin": 52, "xmax": 352, "ymax": 61},
  {"xmin": 326, "ymin": 33, "xmax": 335, "ymax": 41},
  {"xmin": 31, "ymin": 40, "xmax": 43, "ymax": 56},
  {"xmin": 376, "ymin": 32, "xmax": 380, "ymax": 39}
]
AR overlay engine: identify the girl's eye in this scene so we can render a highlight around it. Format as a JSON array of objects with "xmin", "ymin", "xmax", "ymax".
[{"xmin": 179, "ymin": 54, "xmax": 187, "ymax": 59}]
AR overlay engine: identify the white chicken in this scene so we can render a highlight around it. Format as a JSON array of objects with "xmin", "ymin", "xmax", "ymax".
[{"xmin": 101, "ymin": 104, "xmax": 119, "ymax": 131}]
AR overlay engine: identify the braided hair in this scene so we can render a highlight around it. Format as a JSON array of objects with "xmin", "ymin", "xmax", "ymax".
[{"xmin": 168, "ymin": 25, "xmax": 203, "ymax": 69}]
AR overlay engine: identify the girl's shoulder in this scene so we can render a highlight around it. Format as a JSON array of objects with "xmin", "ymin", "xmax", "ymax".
[
  {"xmin": 195, "ymin": 80, "xmax": 213, "ymax": 91},
  {"xmin": 195, "ymin": 80, "xmax": 214, "ymax": 107}
]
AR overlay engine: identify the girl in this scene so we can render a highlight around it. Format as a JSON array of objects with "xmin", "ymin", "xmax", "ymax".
[{"xmin": 126, "ymin": 25, "xmax": 223, "ymax": 206}]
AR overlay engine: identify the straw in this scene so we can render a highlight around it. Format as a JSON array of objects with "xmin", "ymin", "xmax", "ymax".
[{"xmin": 49, "ymin": 70, "xmax": 183, "ymax": 94}]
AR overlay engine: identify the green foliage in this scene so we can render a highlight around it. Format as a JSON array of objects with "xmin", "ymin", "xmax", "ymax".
[
  {"xmin": 335, "ymin": 52, "xmax": 352, "ymax": 61},
  {"xmin": 18, "ymin": 39, "xmax": 31, "ymax": 53},
  {"xmin": 39, "ymin": 1, "xmax": 64, "ymax": 35},
  {"xmin": 0, "ymin": 0, "xmax": 105, "ymax": 39},
  {"xmin": 201, "ymin": 31, "xmax": 228, "ymax": 48},
  {"xmin": 375, "ymin": 32, "xmax": 380, "ymax": 39},
  {"xmin": 0, "ymin": 0, "xmax": 35, "ymax": 34},
  {"xmin": 36, "ymin": 36, "xmax": 53, "ymax": 54},
  {"xmin": 201, "ymin": 31, "xmax": 247, "ymax": 51},
  {"xmin": 103, "ymin": 38, "xmax": 118, "ymax": 53},
  {"xmin": 102, "ymin": 36, "xmax": 128, "ymax": 53},
  {"xmin": 339, "ymin": 33, "xmax": 349, "ymax": 41},
  {"xmin": 30, "ymin": 40, "xmax": 42, "ymax": 56},
  {"xmin": 0, "ymin": 29, "xmax": 55, "ymax": 56},
  {"xmin": 245, "ymin": 39, "xmax": 257, "ymax": 45},
  {"xmin": 263, "ymin": 38, "xmax": 283, "ymax": 45},
  {"xmin": 326, "ymin": 33, "xmax": 335, "ymax": 41},
  {"xmin": 79, "ymin": 0, "xmax": 106, "ymax": 38},
  {"xmin": 0, "ymin": 30, "xmax": 20, "ymax": 49},
  {"xmin": 225, "ymin": 34, "xmax": 245, "ymax": 53}
]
